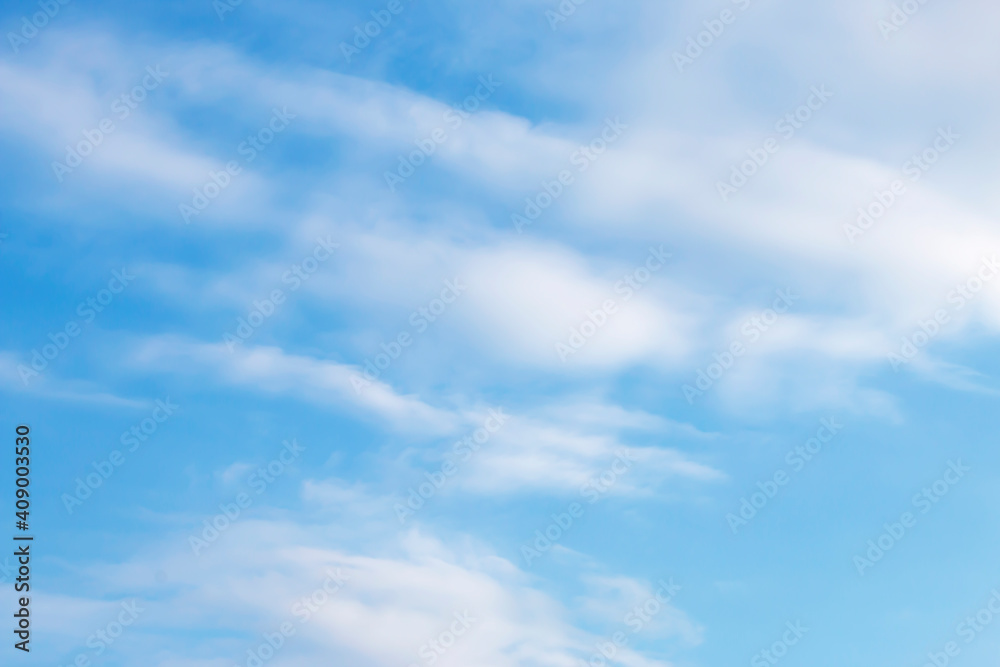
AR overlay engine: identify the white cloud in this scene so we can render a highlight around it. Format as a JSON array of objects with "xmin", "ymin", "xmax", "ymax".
[
  {"xmin": 66, "ymin": 518, "xmax": 696, "ymax": 667},
  {"xmin": 129, "ymin": 336, "xmax": 459, "ymax": 435},
  {"xmin": 441, "ymin": 410, "xmax": 723, "ymax": 497},
  {"xmin": 0, "ymin": 351, "xmax": 148, "ymax": 407}
]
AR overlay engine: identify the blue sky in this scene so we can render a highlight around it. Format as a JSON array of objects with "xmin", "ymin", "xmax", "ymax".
[{"xmin": 3, "ymin": 0, "xmax": 1000, "ymax": 665}]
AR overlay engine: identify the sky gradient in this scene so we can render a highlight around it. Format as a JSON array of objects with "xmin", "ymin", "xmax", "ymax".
[{"xmin": 2, "ymin": 0, "xmax": 1000, "ymax": 666}]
